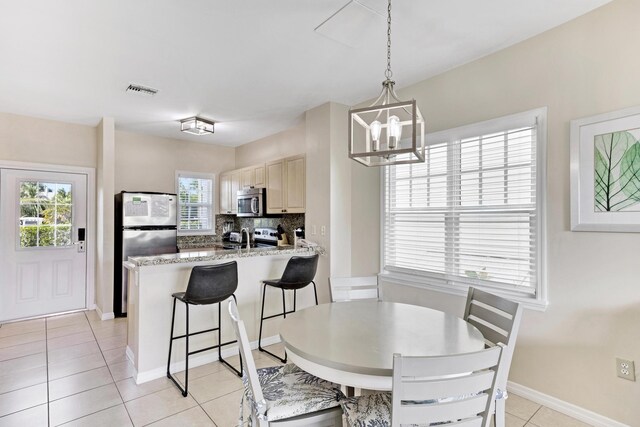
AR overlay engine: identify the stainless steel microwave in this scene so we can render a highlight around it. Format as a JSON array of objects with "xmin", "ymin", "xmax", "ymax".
[{"xmin": 237, "ymin": 187, "xmax": 265, "ymax": 217}]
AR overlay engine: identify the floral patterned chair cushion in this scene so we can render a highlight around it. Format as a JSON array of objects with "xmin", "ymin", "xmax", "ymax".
[{"xmin": 242, "ymin": 364, "xmax": 344, "ymax": 422}]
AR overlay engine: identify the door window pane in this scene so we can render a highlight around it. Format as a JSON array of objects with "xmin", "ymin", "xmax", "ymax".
[{"xmin": 19, "ymin": 181, "xmax": 73, "ymax": 248}]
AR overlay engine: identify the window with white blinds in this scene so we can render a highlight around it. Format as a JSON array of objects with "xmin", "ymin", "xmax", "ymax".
[
  {"xmin": 177, "ymin": 173, "xmax": 214, "ymax": 233},
  {"xmin": 383, "ymin": 109, "xmax": 547, "ymax": 304}
]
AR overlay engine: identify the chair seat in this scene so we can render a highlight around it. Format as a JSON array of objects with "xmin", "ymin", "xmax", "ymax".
[
  {"xmin": 171, "ymin": 291, "xmax": 231, "ymax": 305},
  {"xmin": 243, "ymin": 364, "xmax": 343, "ymax": 422},
  {"xmin": 263, "ymin": 279, "xmax": 310, "ymax": 290}
]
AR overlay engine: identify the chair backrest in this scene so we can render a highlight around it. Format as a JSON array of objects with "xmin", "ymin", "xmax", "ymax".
[
  {"xmin": 463, "ymin": 287, "xmax": 523, "ymax": 394},
  {"xmin": 391, "ymin": 344, "xmax": 505, "ymax": 427},
  {"xmin": 185, "ymin": 261, "xmax": 238, "ymax": 304},
  {"xmin": 328, "ymin": 276, "xmax": 379, "ymax": 302},
  {"xmin": 228, "ymin": 300, "xmax": 267, "ymax": 418},
  {"xmin": 279, "ymin": 254, "xmax": 319, "ymax": 286}
]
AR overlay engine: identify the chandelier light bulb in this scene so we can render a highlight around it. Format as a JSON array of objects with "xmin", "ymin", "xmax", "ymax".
[
  {"xmin": 370, "ymin": 120, "xmax": 382, "ymax": 151},
  {"xmin": 387, "ymin": 115, "xmax": 401, "ymax": 149}
]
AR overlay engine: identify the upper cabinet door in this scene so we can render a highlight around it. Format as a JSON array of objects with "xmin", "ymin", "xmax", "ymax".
[
  {"xmin": 230, "ymin": 170, "xmax": 242, "ymax": 214},
  {"xmin": 266, "ymin": 155, "xmax": 306, "ymax": 214},
  {"xmin": 241, "ymin": 168, "xmax": 254, "ymax": 189},
  {"xmin": 266, "ymin": 160, "xmax": 285, "ymax": 213},
  {"xmin": 285, "ymin": 155, "xmax": 305, "ymax": 213},
  {"xmin": 254, "ymin": 166, "xmax": 266, "ymax": 188},
  {"xmin": 219, "ymin": 173, "xmax": 232, "ymax": 214}
]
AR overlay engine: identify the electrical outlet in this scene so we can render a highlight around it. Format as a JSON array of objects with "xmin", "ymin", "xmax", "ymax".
[
  {"xmin": 321, "ymin": 225, "xmax": 326, "ymax": 236},
  {"xmin": 616, "ymin": 358, "xmax": 636, "ymax": 381}
]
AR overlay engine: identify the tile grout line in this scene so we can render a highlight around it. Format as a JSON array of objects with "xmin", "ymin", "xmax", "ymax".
[
  {"xmin": 83, "ymin": 311, "xmax": 136, "ymax": 427},
  {"xmin": 45, "ymin": 317, "xmax": 51, "ymax": 427}
]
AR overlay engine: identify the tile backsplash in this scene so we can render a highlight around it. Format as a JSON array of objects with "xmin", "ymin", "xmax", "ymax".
[{"xmin": 177, "ymin": 214, "xmax": 305, "ymax": 249}]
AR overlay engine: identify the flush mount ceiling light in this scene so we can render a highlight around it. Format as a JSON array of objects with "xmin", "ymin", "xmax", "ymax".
[
  {"xmin": 180, "ymin": 117, "xmax": 215, "ymax": 136},
  {"xmin": 348, "ymin": 0, "xmax": 425, "ymax": 167}
]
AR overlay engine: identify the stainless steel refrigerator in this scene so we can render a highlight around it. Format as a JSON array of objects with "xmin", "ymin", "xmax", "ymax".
[{"xmin": 114, "ymin": 191, "xmax": 177, "ymax": 317}]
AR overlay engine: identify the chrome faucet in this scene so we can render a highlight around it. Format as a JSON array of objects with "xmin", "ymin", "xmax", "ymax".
[{"xmin": 241, "ymin": 228, "xmax": 251, "ymax": 248}]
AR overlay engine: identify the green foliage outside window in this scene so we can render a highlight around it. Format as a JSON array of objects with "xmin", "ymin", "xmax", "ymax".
[{"xmin": 19, "ymin": 181, "xmax": 73, "ymax": 248}]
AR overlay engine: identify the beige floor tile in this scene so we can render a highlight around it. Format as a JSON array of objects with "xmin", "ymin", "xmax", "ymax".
[
  {"xmin": 0, "ymin": 331, "xmax": 45, "ymax": 349},
  {"xmin": 91, "ymin": 323, "xmax": 127, "ymax": 340},
  {"xmin": 125, "ymin": 387, "xmax": 198, "ymax": 426},
  {"xmin": 47, "ymin": 322, "xmax": 92, "ymax": 339},
  {"xmin": 201, "ymin": 389, "xmax": 245, "ymax": 427},
  {"xmin": 85, "ymin": 310, "xmax": 101, "ymax": 323},
  {"xmin": 49, "ymin": 366, "xmax": 114, "ymax": 401},
  {"xmin": 0, "ymin": 365, "xmax": 47, "ymax": 394},
  {"xmin": 49, "ymin": 383, "xmax": 122, "ymax": 426},
  {"xmin": 108, "ymin": 359, "xmax": 135, "ymax": 382},
  {"xmin": 0, "ymin": 383, "xmax": 47, "ymax": 417},
  {"xmin": 47, "ymin": 331, "xmax": 95, "ymax": 351},
  {"xmin": 0, "ymin": 403, "xmax": 47, "ymax": 427},
  {"xmin": 148, "ymin": 406, "xmax": 216, "ymax": 427},
  {"xmin": 173, "ymin": 360, "xmax": 225, "ymax": 384},
  {"xmin": 528, "ymin": 407, "xmax": 592, "ymax": 427},
  {"xmin": 46, "ymin": 312, "xmax": 88, "ymax": 330},
  {"xmin": 0, "ymin": 340, "xmax": 46, "ymax": 362},
  {"xmin": 0, "ymin": 319, "xmax": 45, "ymax": 339},
  {"xmin": 48, "ymin": 341, "xmax": 101, "ymax": 364},
  {"xmin": 48, "ymin": 352, "xmax": 106, "ymax": 380},
  {"xmin": 62, "ymin": 404, "xmax": 133, "ymax": 427},
  {"xmin": 116, "ymin": 376, "xmax": 173, "ymax": 402},
  {"xmin": 97, "ymin": 333, "xmax": 127, "ymax": 352},
  {"xmin": 187, "ymin": 366, "xmax": 244, "ymax": 404},
  {"xmin": 490, "ymin": 413, "xmax": 528, "ymax": 427},
  {"xmin": 102, "ymin": 346, "xmax": 128, "ymax": 366},
  {"xmin": 0, "ymin": 352, "xmax": 46, "ymax": 376},
  {"xmin": 506, "ymin": 393, "xmax": 542, "ymax": 421}
]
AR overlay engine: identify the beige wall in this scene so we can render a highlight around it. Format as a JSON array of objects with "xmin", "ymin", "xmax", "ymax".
[
  {"xmin": 0, "ymin": 112, "xmax": 97, "ymax": 167},
  {"xmin": 376, "ymin": 0, "xmax": 640, "ymax": 424},
  {"xmin": 235, "ymin": 122, "xmax": 305, "ymax": 169},
  {"xmin": 114, "ymin": 130, "xmax": 235, "ymax": 198}
]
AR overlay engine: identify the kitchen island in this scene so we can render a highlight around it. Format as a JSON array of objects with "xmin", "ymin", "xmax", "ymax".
[{"xmin": 124, "ymin": 245, "xmax": 323, "ymax": 384}]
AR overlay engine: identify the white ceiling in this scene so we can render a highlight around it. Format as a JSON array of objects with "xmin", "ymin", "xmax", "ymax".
[{"xmin": 0, "ymin": 0, "xmax": 611, "ymax": 147}]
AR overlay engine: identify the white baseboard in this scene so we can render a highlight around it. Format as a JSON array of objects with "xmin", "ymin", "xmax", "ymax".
[
  {"xmin": 134, "ymin": 334, "xmax": 282, "ymax": 384},
  {"xmin": 95, "ymin": 305, "xmax": 115, "ymax": 321},
  {"xmin": 507, "ymin": 381, "xmax": 629, "ymax": 427}
]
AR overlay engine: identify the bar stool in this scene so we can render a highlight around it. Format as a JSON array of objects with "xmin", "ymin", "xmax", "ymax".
[
  {"xmin": 167, "ymin": 261, "xmax": 243, "ymax": 397},
  {"xmin": 258, "ymin": 254, "xmax": 319, "ymax": 363}
]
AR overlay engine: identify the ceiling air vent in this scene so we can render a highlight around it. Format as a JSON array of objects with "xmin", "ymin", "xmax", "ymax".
[{"xmin": 126, "ymin": 83, "xmax": 158, "ymax": 96}]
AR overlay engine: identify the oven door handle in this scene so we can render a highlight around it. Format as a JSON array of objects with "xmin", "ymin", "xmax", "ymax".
[{"xmin": 251, "ymin": 197, "xmax": 259, "ymax": 214}]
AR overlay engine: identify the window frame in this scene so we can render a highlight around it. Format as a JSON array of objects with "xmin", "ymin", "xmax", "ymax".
[
  {"xmin": 175, "ymin": 171, "xmax": 216, "ymax": 236},
  {"xmin": 380, "ymin": 108, "xmax": 548, "ymax": 310}
]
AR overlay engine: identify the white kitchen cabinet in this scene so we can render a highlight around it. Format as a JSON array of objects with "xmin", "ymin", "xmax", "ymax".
[
  {"xmin": 266, "ymin": 154, "xmax": 305, "ymax": 214},
  {"xmin": 240, "ymin": 164, "xmax": 266, "ymax": 189},
  {"xmin": 219, "ymin": 170, "xmax": 242, "ymax": 214}
]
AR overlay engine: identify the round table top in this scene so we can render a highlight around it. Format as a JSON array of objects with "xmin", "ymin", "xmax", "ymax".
[{"xmin": 279, "ymin": 301, "xmax": 486, "ymax": 378}]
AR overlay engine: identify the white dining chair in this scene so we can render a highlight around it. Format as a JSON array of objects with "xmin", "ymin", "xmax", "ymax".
[
  {"xmin": 340, "ymin": 344, "xmax": 507, "ymax": 427},
  {"xmin": 463, "ymin": 287, "xmax": 523, "ymax": 427},
  {"xmin": 328, "ymin": 276, "xmax": 379, "ymax": 302},
  {"xmin": 227, "ymin": 300, "xmax": 344, "ymax": 427}
]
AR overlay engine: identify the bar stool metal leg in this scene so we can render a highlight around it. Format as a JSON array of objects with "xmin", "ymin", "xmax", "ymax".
[{"xmin": 258, "ymin": 283, "xmax": 288, "ymax": 363}]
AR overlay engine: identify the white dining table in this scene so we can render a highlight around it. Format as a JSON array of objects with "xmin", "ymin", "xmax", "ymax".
[{"xmin": 279, "ymin": 300, "xmax": 486, "ymax": 390}]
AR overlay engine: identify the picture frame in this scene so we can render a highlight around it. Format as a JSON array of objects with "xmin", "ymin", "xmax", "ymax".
[{"xmin": 570, "ymin": 106, "xmax": 640, "ymax": 232}]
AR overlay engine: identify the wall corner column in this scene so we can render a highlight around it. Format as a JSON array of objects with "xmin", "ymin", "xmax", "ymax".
[{"xmin": 96, "ymin": 118, "xmax": 115, "ymax": 318}]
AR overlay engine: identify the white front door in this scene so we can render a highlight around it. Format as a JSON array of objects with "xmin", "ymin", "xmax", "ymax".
[{"xmin": 0, "ymin": 168, "xmax": 88, "ymax": 322}]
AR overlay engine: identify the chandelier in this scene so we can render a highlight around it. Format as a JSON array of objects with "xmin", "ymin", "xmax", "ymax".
[{"xmin": 348, "ymin": 0, "xmax": 425, "ymax": 166}]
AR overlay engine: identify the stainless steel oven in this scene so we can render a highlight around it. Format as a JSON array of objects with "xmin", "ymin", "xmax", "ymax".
[{"xmin": 237, "ymin": 187, "xmax": 265, "ymax": 217}]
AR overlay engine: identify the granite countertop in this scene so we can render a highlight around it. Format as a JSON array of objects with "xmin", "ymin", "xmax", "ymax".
[{"xmin": 127, "ymin": 245, "xmax": 325, "ymax": 267}]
